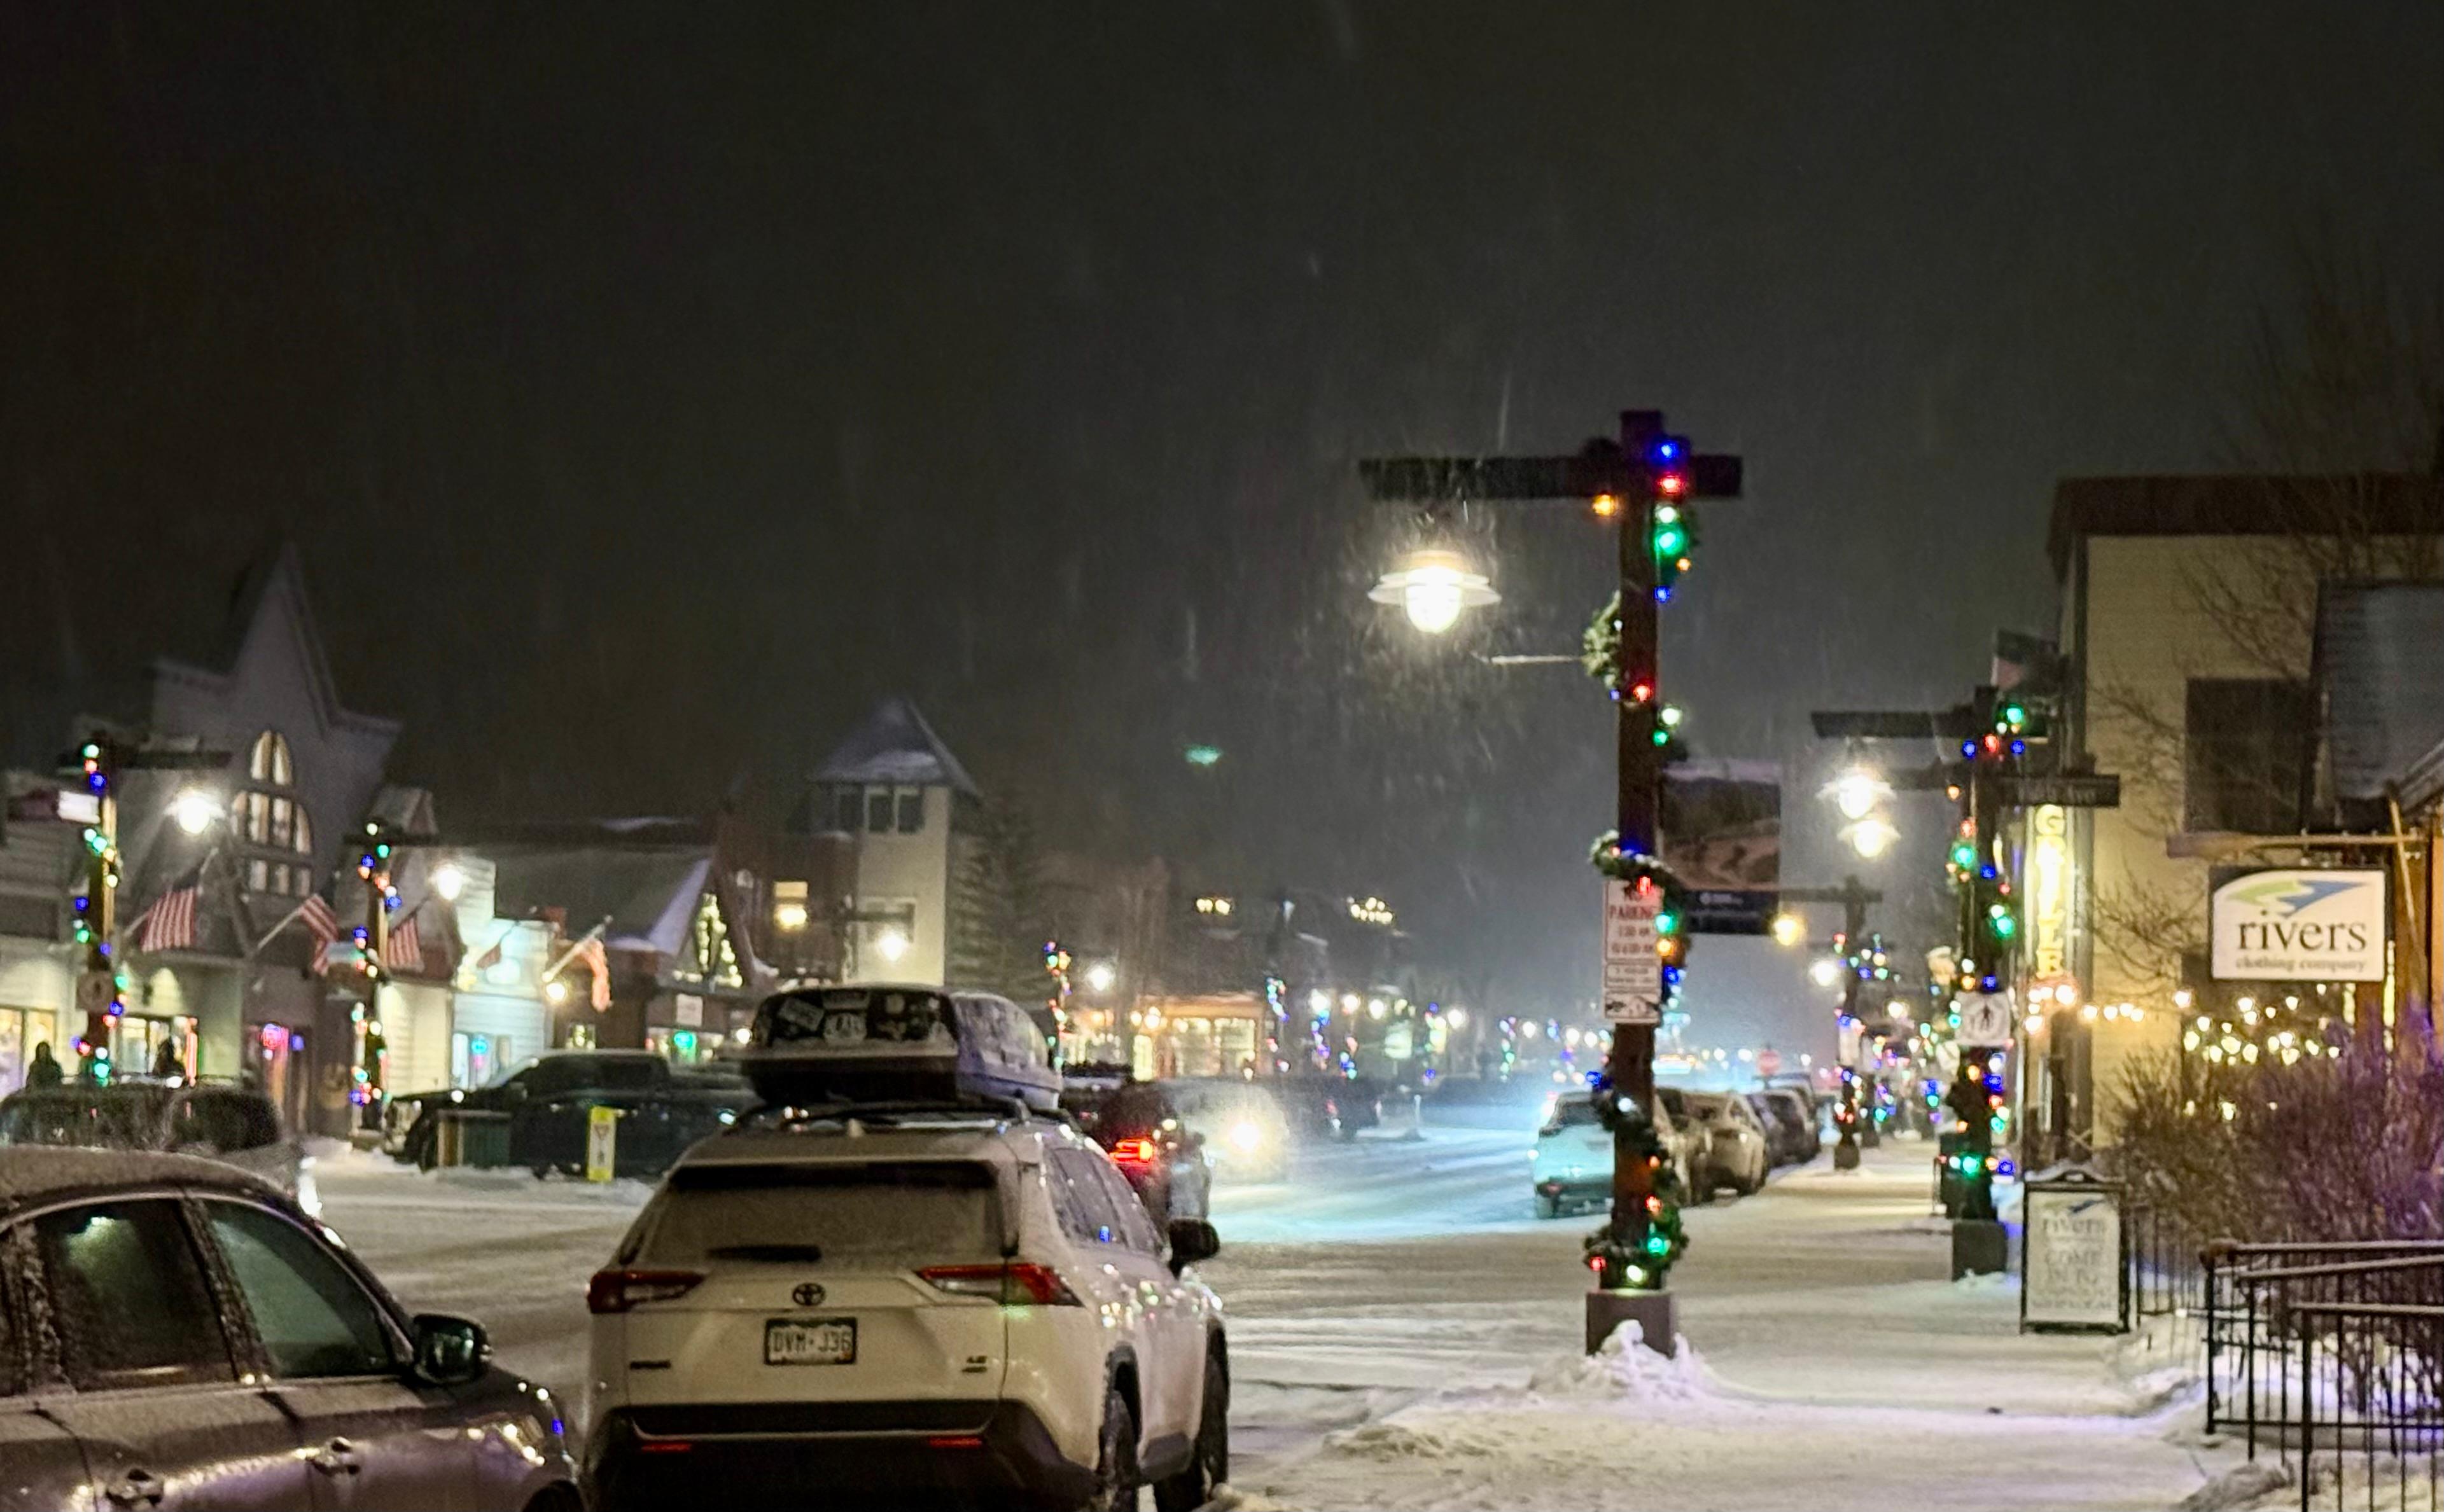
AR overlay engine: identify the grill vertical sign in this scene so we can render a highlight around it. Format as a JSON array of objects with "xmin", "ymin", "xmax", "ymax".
[{"xmin": 2209, "ymin": 868, "xmax": 2388, "ymax": 982}]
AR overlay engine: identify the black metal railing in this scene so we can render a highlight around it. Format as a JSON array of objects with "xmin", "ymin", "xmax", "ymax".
[
  {"xmin": 2126, "ymin": 1203, "xmax": 2207, "ymax": 1322},
  {"xmin": 2294, "ymin": 1298, "xmax": 2444, "ymax": 1511},
  {"xmin": 2196, "ymin": 1241, "xmax": 2444, "ymax": 1509}
]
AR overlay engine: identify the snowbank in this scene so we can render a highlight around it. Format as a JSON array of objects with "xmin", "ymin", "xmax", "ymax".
[{"xmin": 1255, "ymin": 1319, "xmax": 2244, "ymax": 1511}]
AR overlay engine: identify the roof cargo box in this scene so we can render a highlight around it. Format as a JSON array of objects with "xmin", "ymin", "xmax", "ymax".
[{"xmin": 741, "ymin": 985, "xmax": 1060, "ymax": 1112}]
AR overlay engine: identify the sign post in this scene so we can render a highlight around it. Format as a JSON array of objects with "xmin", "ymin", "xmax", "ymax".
[
  {"xmin": 585, "ymin": 1105, "xmax": 619, "ymax": 1184},
  {"xmin": 2021, "ymin": 1165, "xmax": 2129, "ymax": 1334},
  {"xmin": 1602, "ymin": 879, "xmax": 1662, "ymax": 1025}
]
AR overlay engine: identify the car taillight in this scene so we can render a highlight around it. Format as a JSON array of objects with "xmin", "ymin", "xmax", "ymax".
[
  {"xmin": 918, "ymin": 1263, "xmax": 1081, "ymax": 1307},
  {"xmin": 587, "ymin": 1269, "xmax": 705, "ymax": 1314},
  {"xmin": 1109, "ymin": 1137, "xmax": 1157, "ymax": 1164}
]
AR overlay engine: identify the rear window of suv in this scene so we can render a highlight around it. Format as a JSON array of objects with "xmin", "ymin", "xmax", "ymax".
[{"xmin": 628, "ymin": 1160, "xmax": 1003, "ymax": 1265}]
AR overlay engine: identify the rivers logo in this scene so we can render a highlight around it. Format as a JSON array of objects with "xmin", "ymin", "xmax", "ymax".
[
  {"xmin": 2228, "ymin": 874, "xmax": 2375, "ymax": 947},
  {"xmin": 2223, "ymin": 875, "xmax": 2366, "ymax": 919}
]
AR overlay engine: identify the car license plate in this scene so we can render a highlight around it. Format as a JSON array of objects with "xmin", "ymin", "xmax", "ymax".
[{"xmin": 764, "ymin": 1318, "xmax": 856, "ymax": 1366}]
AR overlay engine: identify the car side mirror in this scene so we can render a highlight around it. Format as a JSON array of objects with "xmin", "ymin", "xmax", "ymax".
[
  {"xmin": 410, "ymin": 1313, "xmax": 491, "ymax": 1387},
  {"xmin": 1166, "ymin": 1217, "xmax": 1220, "ymax": 1274}
]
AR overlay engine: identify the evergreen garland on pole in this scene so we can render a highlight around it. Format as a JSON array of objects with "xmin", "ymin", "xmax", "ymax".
[{"xmin": 1579, "ymin": 1083, "xmax": 1689, "ymax": 1289}]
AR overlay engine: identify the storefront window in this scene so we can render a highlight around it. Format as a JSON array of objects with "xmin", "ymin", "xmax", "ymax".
[{"xmin": 1, "ymin": 1008, "xmax": 62, "ymax": 1092}]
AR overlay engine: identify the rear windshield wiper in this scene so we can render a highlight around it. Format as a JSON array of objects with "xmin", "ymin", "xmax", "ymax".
[{"xmin": 704, "ymin": 1243, "xmax": 826, "ymax": 1263}]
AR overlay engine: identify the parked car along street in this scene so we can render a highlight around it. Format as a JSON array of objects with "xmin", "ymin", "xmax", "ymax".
[
  {"xmin": 1532, "ymin": 1088, "xmax": 1700, "ymax": 1218},
  {"xmin": 0, "ymin": 1146, "xmax": 579, "ymax": 1512},
  {"xmin": 0, "ymin": 1076, "xmax": 316, "ymax": 1212},
  {"xmin": 1667, "ymin": 1088, "xmax": 1770, "ymax": 1196},
  {"xmin": 388, "ymin": 1048, "xmax": 753, "ymax": 1178},
  {"xmin": 1749, "ymin": 1088, "xmax": 1823, "ymax": 1166}
]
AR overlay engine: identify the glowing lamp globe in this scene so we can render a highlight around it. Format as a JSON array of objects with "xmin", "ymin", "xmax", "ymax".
[
  {"xmin": 1841, "ymin": 817, "xmax": 1899, "ymax": 858},
  {"xmin": 1824, "ymin": 768, "xmax": 1892, "ymax": 822},
  {"xmin": 170, "ymin": 790, "xmax": 221, "ymax": 836},
  {"xmin": 1369, "ymin": 548, "xmax": 1498, "ymax": 634}
]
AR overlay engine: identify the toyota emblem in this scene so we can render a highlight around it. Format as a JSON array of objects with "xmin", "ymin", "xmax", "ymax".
[{"xmin": 792, "ymin": 1282, "xmax": 826, "ymax": 1308}]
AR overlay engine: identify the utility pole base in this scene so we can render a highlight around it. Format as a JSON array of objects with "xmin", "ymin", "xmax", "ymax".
[
  {"xmin": 1833, "ymin": 1134, "xmax": 1861, "ymax": 1170},
  {"xmin": 1585, "ymin": 1288, "xmax": 1678, "ymax": 1357},
  {"xmin": 1951, "ymin": 1219, "xmax": 2009, "ymax": 1280},
  {"xmin": 1859, "ymin": 1120, "xmax": 1880, "ymax": 1149}
]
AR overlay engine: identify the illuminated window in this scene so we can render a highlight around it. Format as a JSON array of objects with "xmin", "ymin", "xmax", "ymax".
[{"xmin": 247, "ymin": 732, "xmax": 293, "ymax": 786}]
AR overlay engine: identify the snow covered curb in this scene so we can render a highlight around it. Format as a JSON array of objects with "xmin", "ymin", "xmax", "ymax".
[{"xmin": 1247, "ymin": 1321, "xmax": 2246, "ymax": 1511}]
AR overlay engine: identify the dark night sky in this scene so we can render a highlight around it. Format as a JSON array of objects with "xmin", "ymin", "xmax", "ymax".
[{"xmin": 6, "ymin": 3, "xmax": 2443, "ymax": 1047}]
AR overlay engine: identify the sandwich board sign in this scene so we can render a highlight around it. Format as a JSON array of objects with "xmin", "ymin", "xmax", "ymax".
[
  {"xmin": 2021, "ymin": 1166, "xmax": 2128, "ymax": 1334},
  {"xmin": 1602, "ymin": 879, "xmax": 1661, "ymax": 1025}
]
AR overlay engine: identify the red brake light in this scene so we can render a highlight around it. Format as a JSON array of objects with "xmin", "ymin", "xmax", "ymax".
[
  {"xmin": 919, "ymin": 1263, "xmax": 1080, "ymax": 1307},
  {"xmin": 587, "ymin": 1268, "xmax": 705, "ymax": 1314},
  {"xmin": 1109, "ymin": 1137, "xmax": 1157, "ymax": 1164}
]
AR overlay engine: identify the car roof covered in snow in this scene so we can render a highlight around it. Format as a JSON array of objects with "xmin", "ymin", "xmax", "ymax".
[{"xmin": 0, "ymin": 1145, "xmax": 283, "ymax": 1216}]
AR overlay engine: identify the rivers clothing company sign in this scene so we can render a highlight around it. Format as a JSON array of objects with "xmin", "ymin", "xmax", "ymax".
[{"xmin": 2209, "ymin": 868, "xmax": 2388, "ymax": 983}]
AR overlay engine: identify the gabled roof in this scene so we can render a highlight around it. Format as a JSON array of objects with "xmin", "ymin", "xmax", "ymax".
[
  {"xmin": 2048, "ymin": 473, "xmax": 2443, "ymax": 581},
  {"xmin": 486, "ymin": 843, "xmax": 715, "ymax": 956},
  {"xmin": 151, "ymin": 541, "xmax": 401, "ymax": 744},
  {"xmin": 814, "ymin": 697, "xmax": 979, "ymax": 796}
]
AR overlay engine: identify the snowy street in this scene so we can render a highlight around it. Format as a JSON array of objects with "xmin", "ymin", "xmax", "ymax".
[{"xmin": 314, "ymin": 1125, "xmax": 2245, "ymax": 1511}]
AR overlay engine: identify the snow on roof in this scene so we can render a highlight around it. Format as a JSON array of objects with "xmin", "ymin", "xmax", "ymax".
[
  {"xmin": 486, "ymin": 845, "xmax": 715, "ymax": 955},
  {"xmin": 0, "ymin": 1145, "xmax": 279, "ymax": 1213},
  {"xmin": 813, "ymin": 697, "xmax": 980, "ymax": 796}
]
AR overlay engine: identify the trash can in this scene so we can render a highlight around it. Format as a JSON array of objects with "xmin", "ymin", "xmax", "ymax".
[{"xmin": 435, "ymin": 1109, "xmax": 513, "ymax": 1169}]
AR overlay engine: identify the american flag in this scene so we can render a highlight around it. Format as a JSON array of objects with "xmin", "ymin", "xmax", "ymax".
[
  {"xmin": 298, "ymin": 894, "xmax": 341, "ymax": 976},
  {"xmin": 575, "ymin": 936, "xmax": 611, "ymax": 1009},
  {"xmin": 136, "ymin": 882, "xmax": 199, "ymax": 953},
  {"xmin": 383, "ymin": 914, "xmax": 424, "ymax": 973}
]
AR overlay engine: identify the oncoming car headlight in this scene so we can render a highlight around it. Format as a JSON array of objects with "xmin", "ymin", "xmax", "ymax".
[{"xmin": 1227, "ymin": 1120, "xmax": 1264, "ymax": 1154}]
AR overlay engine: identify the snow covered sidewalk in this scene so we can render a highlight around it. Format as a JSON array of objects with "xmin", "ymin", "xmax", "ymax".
[{"xmin": 1229, "ymin": 1144, "xmax": 2251, "ymax": 1512}]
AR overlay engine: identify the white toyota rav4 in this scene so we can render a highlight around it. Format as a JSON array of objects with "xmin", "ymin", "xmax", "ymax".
[{"xmin": 583, "ymin": 1105, "xmax": 1227, "ymax": 1511}]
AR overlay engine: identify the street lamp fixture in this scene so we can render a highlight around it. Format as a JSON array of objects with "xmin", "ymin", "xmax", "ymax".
[
  {"xmin": 1841, "ymin": 817, "xmax": 1899, "ymax": 858},
  {"xmin": 1084, "ymin": 961, "xmax": 1117, "ymax": 994},
  {"xmin": 1809, "ymin": 957, "xmax": 1843, "ymax": 989},
  {"xmin": 431, "ymin": 863, "xmax": 466, "ymax": 903},
  {"xmin": 1770, "ymin": 912, "xmax": 1806, "ymax": 948},
  {"xmin": 170, "ymin": 789, "xmax": 222, "ymax": 836},
  {"xmin": 1824, "ymin": 767, "xmax": 1893, "ymax": 822},
  {"xmin": 1369, "ymin": 546, "xmax": 1498, "ymax": 634}
]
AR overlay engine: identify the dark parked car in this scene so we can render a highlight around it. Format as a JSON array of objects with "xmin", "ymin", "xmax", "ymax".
[
  {"xmin": 1267, "ymin": 1074, "xmax": 1383, "ymax": 1142},
  {"xmin": 0, "ymin": 1078, "xmax": 313, "ymax": 1210},
  {"xmin": 0, "ymin": 1146, "xmax": 578, "ymax": 1512},
  {"xmin": 1749, "ymin": 1088, "xmax": 1822, "ymax": 1165},
  {"xmin": 1071, "ymin": 1078, "xmax": 1214, "ymax": 1221},
  {"xmin": 390, "ymin": 1050, "xmax": 754, "ymax": 1178}
]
